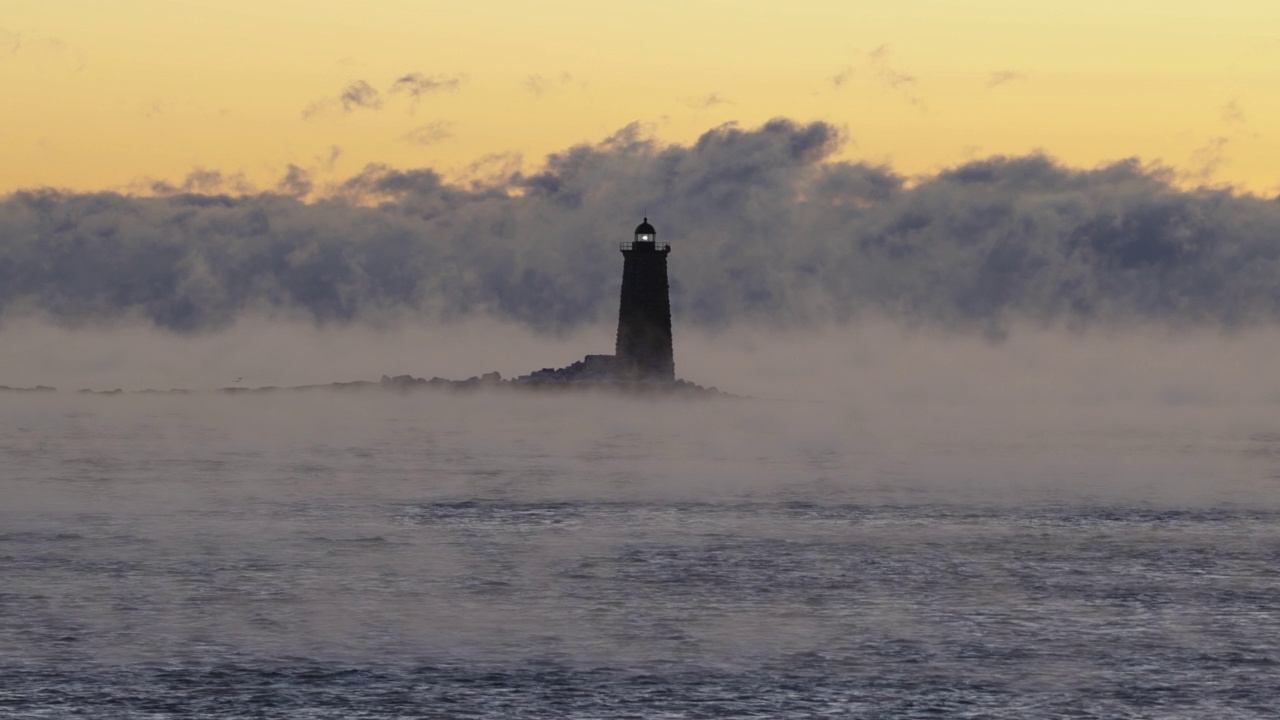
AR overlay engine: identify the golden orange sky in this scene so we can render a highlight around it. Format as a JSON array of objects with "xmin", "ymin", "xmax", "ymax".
[{"xmin": 4, "ymin": 0, "xmax": 1279, "ymax": 196}]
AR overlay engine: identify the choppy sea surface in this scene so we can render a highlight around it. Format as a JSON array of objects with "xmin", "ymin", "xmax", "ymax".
[{"xmin": 3, "ymin": 391, "xmax": 1279, "ymax": 718}]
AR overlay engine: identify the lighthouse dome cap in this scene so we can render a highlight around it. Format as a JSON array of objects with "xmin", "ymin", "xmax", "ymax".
[{"xmin": 634, "ymin": 217, "xmax": 656, "ymax": 235}]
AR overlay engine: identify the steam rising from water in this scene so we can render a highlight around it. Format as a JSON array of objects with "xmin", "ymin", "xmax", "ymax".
[
  {"xmin": 5, "ymin": 119, "xmax": 1280, "ymax": 337},
  {"xmin": 5, "ymin": 319, "xmax": 1280, "ymax": 715},
  {"xmin": 5, "ymin": 316, "xmax": 1280, "ymax": 505}
]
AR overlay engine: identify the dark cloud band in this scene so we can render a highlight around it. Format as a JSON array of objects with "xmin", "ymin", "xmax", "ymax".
[{"xmin": 2, "ymin": 119, "xmax": 1278, "ymax": 334}]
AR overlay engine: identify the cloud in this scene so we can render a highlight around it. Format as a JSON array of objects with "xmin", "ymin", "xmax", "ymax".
[
  {"xmin": 868, "ymin": 45, "xmax": 922, "ymax": 107},
  {"xmin": 339, "ymin": 80, "xmax": 382, "ymax": 111},
  {"xmin": 0, "ymin": 27, "xmax": 85, "ymax": 70},
  {"xmin": 522, "ymin": 72, "xmax": 586, "ymax": 98},
  {"xmin": 3, "ymin": 118, "xmax": 1280, "ymax": 335},
  {"xmin": 524, "ymin": 72, "xmax": 580, "ymax": 97},
  {"xmin": 1186, "ymin": 136, "xmax": 1229, "ymax": 183},
  {"xmin": 684, "ymin": 93, "xmax": 733, "ymax": 109},
  {"xmin": 323, "ymin": 146, "xmax": 343, "ymax": 171},
  {"xmin": 389, "ymin": 72, "xmax": 462, "ymax": 111},
  {"xmin": 1221, "ymin": 98, "xmax": 1245, "ymax": 124},
  {"xmin": 306, "ymin": 73, "xmax": 462, "ymax": 118},
  {"xmin": 302, "ymin": 80, "xmax": 383, "ymax": 119},
  {"xmin": 403, "ymin": 122, "xmax": 454, "ymax": 146},
  {"xmin": 524, "ymin": 75, "xmax": 551, "ymax": 96},
  {"xmin": 458, "ymin": 152, "xmax": 526, "ymax": 187},
  {"xmin": 829, "ymin": 47, "xmax": 923, "ymax": 107},
  {"xmin": 986, "ymin": 71, "xmax": 1025, "ymax": 89},
  {"xmin": 276, "ymin": 164, "xmax": 313, "ymax": 198},
  {"xmin": 147, "ymin": 168, "xmax": 256, "ymax": 196}
]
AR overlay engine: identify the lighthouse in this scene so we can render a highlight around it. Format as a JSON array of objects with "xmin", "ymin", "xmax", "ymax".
[{"xmin": 615, "ymin": 217, "xmax": 675, "ymax": 381}]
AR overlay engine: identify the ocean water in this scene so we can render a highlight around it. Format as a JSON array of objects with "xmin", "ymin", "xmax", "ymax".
[{"xmin": 2, "ymin": 390, "xmax": 1279, "ymax": 718}]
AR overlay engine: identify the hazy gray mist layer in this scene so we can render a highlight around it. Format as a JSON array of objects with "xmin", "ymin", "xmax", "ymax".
[
  {"xmin": 6, "ymin": 316, "xmax": 1280, "ymax": 403},
  {"xmin": 4, "ymin": 119, "xmax": 1280, "ymax": 335},
  {"xmin": 5, "ymin": 298, "xmax": 1280, "ymax": 513},
  {"xmin": 6, "ymin": 322, "xmax": 1280, "ymax": 679}
]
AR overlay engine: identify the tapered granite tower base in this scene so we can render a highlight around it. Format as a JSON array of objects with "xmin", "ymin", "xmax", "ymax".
[{"xmin": 615, "ymin": 218, "xmax": 674, "ymax": 381}]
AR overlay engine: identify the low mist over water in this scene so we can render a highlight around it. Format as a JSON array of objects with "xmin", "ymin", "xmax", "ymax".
[{"xmin": 3, "ymin": 321, "xmax": 1280, "ymax": 717}]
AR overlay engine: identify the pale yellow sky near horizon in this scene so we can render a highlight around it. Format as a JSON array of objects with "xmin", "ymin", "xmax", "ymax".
[{"xmin": 4, "ymin": 0, "xmax": 1280, "ymax": 196}]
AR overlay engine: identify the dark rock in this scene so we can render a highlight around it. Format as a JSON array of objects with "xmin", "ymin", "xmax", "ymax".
[{"xmin": 0, "ymin": 385, "xmax": 57, "ymax": 393}]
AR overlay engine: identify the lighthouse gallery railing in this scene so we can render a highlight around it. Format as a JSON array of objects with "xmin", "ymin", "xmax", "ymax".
[{"xmin": 619, "ymin": 242, "xmax": 671, "ymax": 251}]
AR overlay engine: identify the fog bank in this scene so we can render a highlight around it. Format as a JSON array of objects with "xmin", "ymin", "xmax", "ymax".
[
  {"xmin": 6, "ymin": 316, "xmax": 1280, "ymax": 411},
  {"xmin": 4, "ymin": 119, "xmax": 1280, "ymax": 335}
]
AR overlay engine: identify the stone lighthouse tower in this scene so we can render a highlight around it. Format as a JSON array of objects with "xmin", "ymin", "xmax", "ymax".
[{"xmin": 615, "ymin": 217, "xmax": 675, "ymax": 381}]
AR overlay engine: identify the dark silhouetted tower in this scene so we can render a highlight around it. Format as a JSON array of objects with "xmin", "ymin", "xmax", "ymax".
[{"xmin": 615, "ymin": 217, "xmax": 674, "ymax": 381}]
